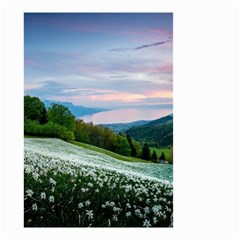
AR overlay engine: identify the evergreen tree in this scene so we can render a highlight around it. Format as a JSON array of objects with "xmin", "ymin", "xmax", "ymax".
[
  {"xmin": 151, "ymin": 150, "xmax": 158, "ymax": 161},
  {"xmin": 159, "ymin": 152, "xmax": 166, "ymax": 161},
  {"xmin": 141, "ymin": 143, "xmax": 150, "ymax": 160},
  {"xmin": 126, "ymin": 134, "xmax": 137, "ymax": 157}
]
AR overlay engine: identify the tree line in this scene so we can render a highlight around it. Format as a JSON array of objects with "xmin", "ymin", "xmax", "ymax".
[{"xmin": 24, "ymin": 95, "xmax": 172, "ymax": 163}]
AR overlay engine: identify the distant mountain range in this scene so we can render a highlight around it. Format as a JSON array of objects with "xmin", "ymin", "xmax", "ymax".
[
  {"xmin": 43, "ymin": 100, "xmax": 109, "ymax": 117},
  {"xmin": 125, "ymin": 114, "xmax": 173, "ymax": 148},
  {"xmin": 99, "ymin": 120, "xmax": 150, "ymax": 133}
]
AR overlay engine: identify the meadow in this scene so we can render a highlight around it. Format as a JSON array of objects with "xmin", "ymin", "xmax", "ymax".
[{"xmin": 24, "ymin": 138, "xmax": 173, "ymax": 227}]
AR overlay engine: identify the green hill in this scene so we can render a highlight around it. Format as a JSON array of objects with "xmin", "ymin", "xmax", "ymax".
[{"xmin": 125, "ymin": 114, "xmax": 173, "ymax": 148}]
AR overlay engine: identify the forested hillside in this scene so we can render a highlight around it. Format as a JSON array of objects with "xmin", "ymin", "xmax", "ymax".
[{"xmin": 125, "ymin": 114, "xmax": 173, "ymax": 148}]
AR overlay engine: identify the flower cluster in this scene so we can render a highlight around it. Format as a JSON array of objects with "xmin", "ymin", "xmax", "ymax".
[{"xmin": 24, "ymin": 138, "xmax": 173, "ymax": 227}]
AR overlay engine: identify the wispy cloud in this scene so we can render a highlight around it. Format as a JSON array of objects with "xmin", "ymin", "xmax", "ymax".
[
  {"xmin": 109, "ymin": 75, "xmax": 127, "ymax": 78},
  {"xmin": 110, "ymin": 39, "xmax": 171, "ymax": 52}
]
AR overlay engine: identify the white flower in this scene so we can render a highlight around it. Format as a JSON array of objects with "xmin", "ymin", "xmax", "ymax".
[
  {"xmin": 143, "ymin": 219, "xmax": 151, "ymax": 227},
  {"xmin": 113, "ymin": 207, "xmax": 121, "ymax": 213},
  {"xmin": 95, "ymin": 189, "xmax": 99, "ymax": 193},
  {"xmin": 153, "ymin": 217, "xmax": 158, "ymax": 224},
  {"xmin": 152, "ymin": 205, "xmax": 162, "ymax": 215},
  {"xmin": 86, "ymin": 210, "xmax": 94, "ymax": 220},
  {"xmin": 81, "ymin": 188, "xmax": 86, "ymax": 193},
  {"xmin": 109, "ymin": 201, "xmax": 115, "ymax": 207},
  {"xmin": 78, "ymin": 203, "xmax": 84, "ymax": 209},
  {"xmin": 40, "ymin": 192, "xmax": 46, "ymax": 199},
  {"xmin": 102, "ymin": 204, "xmax": 106, "ymax": 208},
  {"xmin": 85, "ymin": 200, "xmax": 91, "ymax": 206},
  {"xmin": 26, "ymin": 189, "xmax": 34, "ymax": 197},
  {"xmin": 32, "ymin": 203, "xmax": 38, "ymax": 211},
  {"xmin": 144, "ymin": 207, "xmax": 150, "ymax": 214},
  {"xmin": 112, "ymin": 215, "xmax": 118, "ymax": 222},
  {"xmin": 49, "ymin": 195, "xmax": 54, "ymax": 203},
  {"xmin": 49, "ymin": 178, "xmax": 56, "ymax": 185},
  {"xmin": 146, "ymin": 199, "xmax": 151, "ymax": 204},
  {"xmin": 126, "ymin": 211, "xmax": 131, "ymax": 217},
  {"xmin": 126, "ymin": 203, "xmax": 131, "ymax": 208},
  {"xmin": 87, "ymin": 182, "xmax": 93, "ymax": 187}
]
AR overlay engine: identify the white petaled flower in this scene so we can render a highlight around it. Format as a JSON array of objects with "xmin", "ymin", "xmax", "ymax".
[
  {"xmin": 86, "ymin": 210, "xmax": 94, "ymax": 220},
  {"xmin": 143, "ymin": 219, "xmax": 152, "ymax": 227},
  {"xmin": 40, "ymin": 192, "xmax": 46, "ymax": 199},
  {"xmin": 78, "ymin": 203, "xmax": 84, "ymax": 209},
  {"xmin": 112, "ymin": 215, "xmax": 118, "ymax": 222},
  {"xmin": 95, "ymin": 189, "xmax": 99, "ymax": 193},
  {"xmin": 32, "ymin": 203, "xmax": 38, "ymax": 211},
  {"xmin": 135, "ymin": 209, "xmax": 141, "ymax": 216},
  {"xmin": 153, "ymin": 217, "xmax": 158, "ymax": 224},
  {"xmin": 109, "ymin": 202, "xmax": 115, "ymax": 207},
  {"xmin": 152, "ymin": 205, "xmax": 162, "ymax": 215},
  {"xmin": 49, "ymin": 178, "xmax": 56, "ymax": 185},
  {"xmin": 49, "ymin": 195, "xmax": 54, "ymax": 203},
  {"xmin": 26, "ymin": 189, "xmax": 34, "ymax": 197},
  {"xmin": 105, "ymin": 201, "xmax": 110, "ymax": 206},
  {"xmin": 87, "ymin": 182, "xmax": 93, "ymax": 187},
  {"xmin": 146, "ymin": 199, "xmax": 151, "ymax": 204},
  {"xmin": 85, "ymin": 200, "xmax": 91, "ymax": 206},
  {"xmin": 126, "ymin": 211, "xmax": 132, "ymax": 217},
  {"xmin": 81, "ymin": 188, "xmax": 86, "ymax": 193},
  {"xmin": 144, "ymin": 207, "xmax": 150, "ymax": 214},
  {"xmin": 126, "ymin": 203, "xmax": 131, "ymax": 209},
  {"xmin": 113, "ymin": 207, "xmax": 121, "ymax": 213},
  {"xmin": 102, "ymin": 204, "xmax": 106, "ymax": 208}
]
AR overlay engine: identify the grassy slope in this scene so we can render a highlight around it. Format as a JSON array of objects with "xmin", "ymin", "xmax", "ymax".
[{"xmin": 71, "ymin": 141, "xmax": 151, "ymax": 163}]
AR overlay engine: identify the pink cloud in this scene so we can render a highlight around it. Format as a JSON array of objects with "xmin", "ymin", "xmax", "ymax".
[
  {"xmin": 123, "ymin": 63, "xmax": 173, "ymax": 74},
  {"xmin": 148, "ymin": 28, "xmax": 172, "ymax": 36},
  {"xmin": 121, "ymin": 31, "xmax": 143, "ymax": 36},
  {"xmin": 24, "ymin": 83, "xmax": 43, "ymax": 90},
  {"xmin": 25, "ymin": 58, "xmax": 39, "ymax": 67},
  {"xmin": 150, "ymin": 64, "xmax": 173, "ymax": 74}
]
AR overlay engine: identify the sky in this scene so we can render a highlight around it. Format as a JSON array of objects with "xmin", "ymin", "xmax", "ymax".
[{"xmin": 24, "ymin": 13, "xmax": 173, "ymax": 109}]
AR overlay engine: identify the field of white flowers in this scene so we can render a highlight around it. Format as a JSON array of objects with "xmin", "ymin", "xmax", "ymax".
[{"xmin": 24, "ymin": 138, "xmax": 173, "ymax": 227}]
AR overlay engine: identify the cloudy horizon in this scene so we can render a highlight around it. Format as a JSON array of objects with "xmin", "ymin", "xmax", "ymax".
[{"xmin": 24, "ymin": 13, "xmax": 173, "ymax": 109}]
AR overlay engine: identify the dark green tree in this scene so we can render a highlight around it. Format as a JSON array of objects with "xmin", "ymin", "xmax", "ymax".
[
  {"xmin": 141, "ymin": 143, "xmax": 150, "ymax": 160},
  {"xmin": 126, "ymin": 134, "xmax": 137, "ymax": 157},
  {"xmin": 159, "ymin": 152, "xmax": 166, "ymax": 161},
  {"xmin": 24, "ymin": 95, "xmax": 47, "ymax": 123},
  {"xmin": 47, "ymin": 103, "xmax": 76, "ymax": 131},
  {"xmin": 151, "ymin": 150, "xmax": 158, "ymax": 161}
]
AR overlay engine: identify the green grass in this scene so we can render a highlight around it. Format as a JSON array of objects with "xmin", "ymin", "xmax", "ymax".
[
  {"xmin": 71, "ymin": 141, "xmax": 151, "ymax": 163},
  {"xmin": 150, "ymin": 147, "xmax": 171, "ymax": 161}
]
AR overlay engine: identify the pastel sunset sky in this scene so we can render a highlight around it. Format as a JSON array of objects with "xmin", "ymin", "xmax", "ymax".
[{"xmin": 24, "ymin": 13, "xmax": 173, "ymax": 109}]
